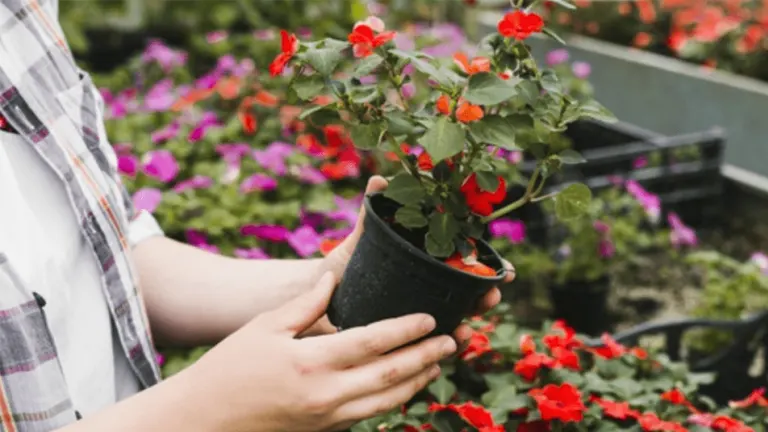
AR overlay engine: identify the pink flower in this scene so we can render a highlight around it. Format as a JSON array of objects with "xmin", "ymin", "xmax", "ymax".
[
  {"xmin": 750, "ymin": 252, "xmax": 768, "ymax": 275},
  {"xmin": 132, "ymin": 188, "xmax": 163, "ymax": 213},
  {"xmin": 489, "ymin": 219, "xmax": 526, "ymax": 244},
  {"xmin": 172, "ymin": 175, "xmax": 214, "ymax": 193},
  {"xmin": 117, "ymin": 154, "xmax": 138, "ymax": 177},
  {"xmin": 151, "ymin": 120, "xmax": 181, "ymax": 144},
  {"xmin": 142, "ymin": 150, "xmax": 179, "ymax": 183},
  {"xmin": 633, "ymin": 156, "xmax": 648, "ymax": 169},
  {"xmin": 155, "ymin": 353, "xmax": 165, "ymax": 367},
  {"xmin": 188, "ymin": 112, "xmax": 220, "ymax": 142},
  {"xmin": 240, "ymin": 224, "xmax": 289, "ymax": 242},
  {"xmin": 143, "ymin": 79, "xmax": 175, "ymax": 112},
  {"xmin": 401, "ymin": 82, "xmax": 416, "ymax": 99},
  {"xmin": 206, "ymin": 31, "xmax": 228, "ymax": 44},
  {"xmin": 216, "ymin": 55, "xmax": 237, "ymax": 72},
  {"xmin": 294, "ymin": 165, "xmax": 326, "ymax": 185},
  {"xmin": 626, "ymin": 180, "xmax": 661, "ymax": 223},
  {"xmin": 287, "ymin": 226, "xmax": 322, "ymax": 258},
  {"xmin": 234, "ymin": 248, "xmax": 270, "ymax": 260},
  {"xmin": 142, "ymin": 39, "xmax": 187, "ymax": 72},
  {"xmin": 252, "ymin": 141, "xmax": 295, "ymax": 175},
  {"xmin": 572, "ymin": 61, "xmax": 591, "ymax": 79},
  {"xmin": 546, "ymin": 48, "xmax": 569, "ymax": 66},
  {"xmin": 598, "ymin": 239, "xmax": 615, "ymax": 258},
  {"xmin": 593, "ymin": 220, "xmax": 610, "ymax": 235},
  {"xmin": 253, "ymin": 29, "xmax": 275, "ymax": 40},
  {"xmin": 326, "ymin": 195, "xmax": 362, "ymax": 227},
  {"xmin": 240, "ymin": 173, "xmax": 278, "ymax": 193},
  {"xmin": 185, "ymin": 229, "xmax": 219, "ymax": 254},
  {"xmin": 668, "ymin": 212, "xmax": 697, "ymax": 248}
]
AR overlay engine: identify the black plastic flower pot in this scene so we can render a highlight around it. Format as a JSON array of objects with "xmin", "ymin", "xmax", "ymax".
[
  {"xmin": 549, "ymin": 276, "xmax": 612, "ymax": 336},
  {"xmin": 327, "ymin": 193, "xmax": 507, "ymax": 339}
]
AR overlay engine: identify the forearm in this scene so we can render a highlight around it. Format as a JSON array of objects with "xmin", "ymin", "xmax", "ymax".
[{"xmin": 132, "ymin": 236, "xmax": 325, "ymax": 347}]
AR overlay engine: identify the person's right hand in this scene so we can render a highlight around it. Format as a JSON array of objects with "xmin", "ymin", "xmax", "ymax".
[{"xmin": 181, "ymin": 272, "xmax": 457, "ymax": 432}]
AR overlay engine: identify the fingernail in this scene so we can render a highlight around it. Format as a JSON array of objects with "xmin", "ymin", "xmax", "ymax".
[
  {"xmin": 422, "ymin": 316, "xmax": 436, "ymax": 333},
  {"xmin": 441, "ymin": 338, "xmax": 457, "ymax": 356},
  {"xmin": 429, "ymin": 365, "xmax": 441, "ymax": 379}
]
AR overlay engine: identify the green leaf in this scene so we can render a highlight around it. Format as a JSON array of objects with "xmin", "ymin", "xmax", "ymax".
[
  {"xmin": 384, "ymin": 110, "xmax": 418, "ymax": 136},
  {"xmin": 543, "ymin": 27, "xmax": 567, "ymax": 44},
  {"xmin": 292, "ymin": 75, "xmax": 325, "ymax": 100},
  {"xmin": 559, "ymin": 149, "xmax": 587, "ymax": 164},
  {"xmin": 469, "ymin": 115, "xmax": 522, "ymax": 150},
  {"xmin": 578, "ymin": 100, "xmax": 618, "ymax": 123},
  {"xmin": 389, "ymin": 49, "xmax": 448, "ymax": 85},
  {"xmin": 395, "ymin": 205, "xmax": 428, "ymax": 228},
  {"xmin": 425, "ymin": 232, "xmax": 455, "ymax": 258},
  {"xmin": 554, "ymin": 183, "xmax": 592, "ymax": 221},
  {"xmin": 427, "ymin": 376, "xmax": 456, "ymax": 404},
  {"xmin": 298, "ymin": 103, "xmax": 331, "ymax": 120},
  {"xmin": 352, "ymin": 54, "xmax": 384, "ymax": 77},
  {"xmin": 517, "ymin": 81, "xmax": 540, "ymax": 105},
  {"xmin": 610, "ymin": 378, "xmax": 644, "ymax": 400},
  {"xmin": 407, "ymin": 402, "xmax": 429, "ymax": 416},
  {"xmin": 352, "ymin": 87, "xmax": 381, "ymax": 104},
  {"xmin": 384, "ymin": 173, "xmax": 424, "ymax": 206},
  {"xmin": 475, "ymin": 171, "xmax": 500, "ymax": 192},
  {"xmin": 417, "ymin": 116, "xmax": 465, "ymax": 162},
  {"xmin": 349, "ymin": 122, "xmax": 385, "ymax": 150},
  {"xmin": 303, "ymin": 48, "xmax": 343, "ymax": 76},
  {"xmin": 464, "ymin": 73, "xmax": 519, "ymax": 106},
  {"xmin": 482, "ymin": 387, "xmax": 528, "ymax": 411},
  {"xmin": 429, "ymin": 212, "xmax": 459, "ymax": 244}
]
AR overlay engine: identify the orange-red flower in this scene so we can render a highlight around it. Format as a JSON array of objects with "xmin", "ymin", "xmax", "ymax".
[
  {"xmin": 253, "ymin": 90, "xmax": 280, "ymax": 107},
  {"xmin": 446, "ymin": 252, "xmax": 498, "ymax": 277},
  {"xmin": 591, "ymin": 397, "xmax": 639, "ymax": 420},
  {"xmin": 216, "ymin": 76, "xmax": 242, "ymax": 100},
  {"xmin": 417, "ymin": 152, "xmax": 434, "ymax": 171},
  {"xmin": 428, "ymin": 402, "xmax": 503, "ymax": 432},
  {"xmin": 460, "ymin": 173, "xmax": 506, "ymax": 216},
  {"xmin": 543, "ymin": 320, "xmax": 584, "ymax": 350},
  {"xmin": 321, "ymin": 161, "xmax": 358, "ymax": 180},
  {"xmin": 319, "ymin": 238, "xmax": 343, "ymax": 256},
  {"xmin": 436, "ymin": 94, "xmax": 453, "ymax": 115},
  {"xmin": 514, "ymin": 352, "xmax": 554, "ymax": 381},
  {"xmin": 520, "ymin": 334, "xmax": 536, "ymax": 355},
  {"xmin": 591, "ymin": 333, "xmax": 627, "ymax": 359},
  {"xmin": 456, "ymin": 101, "xmax": 484, "ymax": 123},
  {"xmin": 239, "ymin": 111, "xmax": 257, "ymax": 134},
  {"xmin": 529, "ymin": 383, "xmax": 586, "ymax": 423},
  {"xmin": 171, "ymin": 88, "xmax": 214, "ymax": 111},
  {"xmin": 453, "ymin": 53, "xmax": 491, "ymax": 75},
  {"xmin": 638, "ymin": 412, "xmax": 687, "ymax": 432},
  {"xmin": 498, "ymin": 10, "xmax": 545, "ymax": 40},
  {"xmin": 348, "ymin": 18, "xmax": 396, "ymax": 58},
  {"xmin": 459, "ymin": 330, "xmax": 492, "ymax": 360},
  {"xmin": 551, "ymin": 347, "xmax": 580, "ymax": 370},
  {"xmin": 269, "ymin": 30, "xmax": 299, "ymax": 77},
  {"xmin": 729, "ymin": 388, "xmax": 768, "ymax": 409},
  {"xmin": 633, "ymin": 32, "xmax": 653, "ymax": 48}
]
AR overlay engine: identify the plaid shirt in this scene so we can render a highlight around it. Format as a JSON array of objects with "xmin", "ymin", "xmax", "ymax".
[{"xmin": 0, "ymin": 0, "xmax": 163, "ymax": 430}]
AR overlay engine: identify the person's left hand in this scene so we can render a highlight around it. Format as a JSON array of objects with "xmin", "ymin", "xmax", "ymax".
[{"xmin": 303, "ymin": 176, "xmax": 516, "ymax": 345}]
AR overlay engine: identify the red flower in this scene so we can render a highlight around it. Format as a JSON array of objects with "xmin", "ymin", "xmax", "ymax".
[
  {"xmin": 445, "ymin": 252, "xmax": 498, "ymax": 277},
  {"xmin": 269, "ymin": 30, "xmax": 299, "ymax": 76},
  {"xmin": 459, "ymin": 330, "xmax": 492, "ymax": 361},
  {"xmin": 456, "ymin": 101, "xmax": 484, "ymax": 123},
  {"xmin": 436, "ymin": 94, "xmax": 452, "ymax": 116},
  {"xmin": 591, "ymin": 333, "xmax": 627, "ymax": 359},
  {"xmin": 638, "ymin": 412, "xmax": 687, "ymax": 432},
  {"xmin": 460, "ymin": 173, "xmax": 506, "ymax": 216},
  {"xmin": 319, "ymin": 238, "xmax": 343, "ymax": 256},
  {"xmin": 239, "ymin": 111, "xmax": 257, "ymax": 134},
  {"xmin": 591, "ymin": 397, "xmax": 639, "ymax": 420},
  {"xmin": 729, "ymin": 387, "xmax": 768, "ymax": 409},
  {"xmin": 429, "ymin": 402, "xmax": 503, "ymax": 431},
  {"xmin": 417, "ymin": 152, "xmax": 434, "ymax": 171},
  {"xmin": 711, "ymin": 415, "xmax": 754, "ymax": 432},
  {"xmin": 453, "ymin": 52, "xmax": 491, "ymax": 75},
  {"xmin": 403, "ymin": 425, "xmax": 433, "ymax": 432},
  {"xmin": 321, "ymin": 161, "xmax": 358, "ymax": 180},
  {"xmin": 519, "ymin": 334, "xmax": 536, "ymax": 355},
  {"xmin": 348, "ymin": 22, "xmax": 396, "ymax": 58},
  {"xmin": 551, "ymin": 347, "xmax": 580, "ymax": 371},
  {"xmin": 514, "ymin": 352, "xmax": 554, "ymax": 381},
  {"xmin": 529, "ymin": 383, "xmax": 586, "ymax": 423},
  {"xmin": 630, "ymin": 347, "xmax": 648, "ymax": 360},
  {"xmin": 497, "ymin": 11, "xmax": 544, "ymax": 40},
  {"xmin": 323, "ymin": 124, "xmax": 349, "ymax": 149},
  {"xmin": 660, "ymin": 388, "xmax": 687, "ymax": 405},
  {"xmin": 542, "ymin": 321, "xmax": 583, "ymax": 351}
]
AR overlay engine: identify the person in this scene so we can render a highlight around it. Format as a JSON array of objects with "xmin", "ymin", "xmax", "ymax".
[{"xmin": 0, "ymin": 1, "xmax": 515, "ymax": 431}]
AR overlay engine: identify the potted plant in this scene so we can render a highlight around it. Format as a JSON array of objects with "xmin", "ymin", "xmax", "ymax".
[{"xmin": 273, "ymin": 7, "xmax": 616, "ymax": 336}]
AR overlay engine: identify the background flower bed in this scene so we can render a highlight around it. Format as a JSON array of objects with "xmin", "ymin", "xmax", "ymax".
[{"xmin": 62, "ymin": 1, "xmax": 768, "ymax": 429}]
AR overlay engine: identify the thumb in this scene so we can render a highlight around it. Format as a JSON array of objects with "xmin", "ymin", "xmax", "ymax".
[
  {"xmin": 272, "ymin": 272, "xmax": 337, "ymax": 336},
  {"xmin": 349, "ymin": 176, "xmax": 388, "ymax": 241}
]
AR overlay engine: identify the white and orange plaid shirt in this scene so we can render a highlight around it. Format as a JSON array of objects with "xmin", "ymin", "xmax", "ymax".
[{"xmin": 0, "ymin": 0, "xmax": 163, "ymax": 430}]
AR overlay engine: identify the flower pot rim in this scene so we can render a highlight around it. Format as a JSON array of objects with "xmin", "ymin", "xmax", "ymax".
[{"xmin": 364, "ymin": 192, "xmax": 507, "ymax": 283}]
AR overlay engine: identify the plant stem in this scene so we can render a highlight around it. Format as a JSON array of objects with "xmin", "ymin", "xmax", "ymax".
[
  {"xmin": 480, "ymin": 166, "xmax": 541, "ymax": 222},
  {"xmin": 531, "ymin": 191, "xmax": 557, "ymax": 203},
  {"xmin": 384, "ymin": 60, "xmax": 410, "ymax": 110},
  {"xmin": 386, "ymin": 133, "xmax": 421, "ymax": 182}
]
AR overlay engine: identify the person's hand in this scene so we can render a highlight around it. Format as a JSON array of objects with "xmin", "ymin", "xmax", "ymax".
[
  {"xmin": 181, "ymin": 272, "xmax": 456, "ymax": 432},
  {"xmin": 320, "ymin": 175, "xmax": 516, "ymax": 344}
]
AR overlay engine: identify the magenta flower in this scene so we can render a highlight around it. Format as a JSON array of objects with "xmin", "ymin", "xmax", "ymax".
[
  {"xmin": 195, "ymin": 72, "xmax": 221, "ymax": 90},
  {"xmin": 216, "ymin": 54, "xmax": 237, "ymax": 73},
  {"xmin": 598, "ymin": 239, "xmax": 616, "ymax": 258},
  {"xmin": 216, "ymin": 143, "xmax": 251, "ymax": 161},
  {"xmin": 233, "ymin": 59, "xmax": 255, "ymax": 77},
  {"xmin": 297, "ymin": 27, "xmax": 312, "ymax": 38},
  {"xmin": 546, "ymin": 49, "xmax": 569, "ymax": 66},
  {"xmin": 750, "ymin": 252, "xmax": 768, "ymax": 275},
  {"xmin": 253, "ymin": 29, "xmax": 275, "ymax": 40},
  {"xmin": 240, "ymin": 173, "xmax": 278, "ymax": 193},
  {"xmin": 142, "ymin": 150, "xmax": 179, "ymax": 183},
  {"xmin": 326, "ymin": 195, "xmax": 362, "ymax": 227},
  {"xmin": 294, "ymin": 165, "xmax": 326, "ymax": 185},
  {"xmin": 626, "ymin": 180, "xmax": 661, "ymax": 223},
  {"xmin": 489, "ymin": 219, "xmax": 526, "ymax": 244},
  {"xmin": 668, "ymin": 212, "xmax": 697, "ymax": 248},
  {"xmin": 401, "ymin": 82, "xmax": 416, "ymax": 99},
  {"xmin": 240, "ymin": 224, "xmax": 289, "ymax": 242},
  {"xmin": 172, "ymin": 175, "xmax": 214, "ymax": 193},
  {"xmin": 633, "ymin": 156, "xmax": 648, "ymax": 169},
  {"xmin": 206, "ymin": 31, "xmax": 229, "ymax": 44},
  {"xmin": 188, "ymin": 112, "xmax": 220, "ymax": 142},
  {"xmin": 234, "ymin": 247, "xmax": 270, "ymax": 260},
  {"xmin": 151, "ymin": 120, "xmax": 181, "ymax": 144},
  {"xmin": 185, "ymin": 229, "xmax": 220, "ymax": 254},
  {"xmin": 593, "ymin": 220, "xmax": 611, "ymax": 235},
  {"xmin": 113, "ymin": 142, "xmax": 132, "ymax": 154},
  {"xmin": 322, "ymin": 227, "xmax": 355, "ymax": 239},
  {"xmin": 142, "ymin": 39, "xmax": 187, "ymax": 72},
  {"xmin": 287, "ymin": 226, "xmax": 322, "ymax": 258},
  {"xmin": 359, "ymin": 75, "xmax": 377, "ymax": 85},
  {"xmin": 117, "ymin": 154, "xmax": 138, "ymax": 177},
  {"xmin": 572, "ymin": 61, "xmax": 592, "ymax": 79},
  {"xmin": 252, "ymin": 141, "xmax": 295, "ymax": 175},
  {"xmin": 132, "ymin": 188, "xmax": 162, "ymax": 213},
  {"xmin": 143, "ymin": 79, "xmax": 175, "ymax": 112},
  {"xmin": 155, "ymin": 353, "xmax": 165, "ymax": 367}
]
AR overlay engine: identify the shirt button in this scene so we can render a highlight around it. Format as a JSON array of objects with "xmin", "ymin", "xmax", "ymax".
[{"xmin": 75, "ymin": 410, "xmax": 82, "ymax": 420}]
